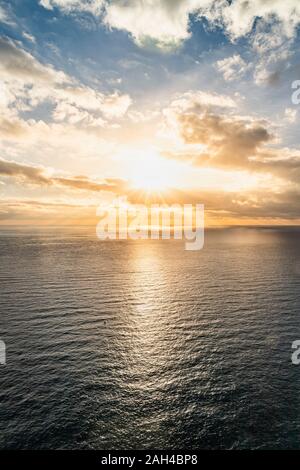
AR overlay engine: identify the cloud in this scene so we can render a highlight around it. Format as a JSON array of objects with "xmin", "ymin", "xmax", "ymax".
[
  {"xmin": 205, "ymin": 1, "xmax": 300, "ymax": 85},
  {"xmin": 178, "ymin": 111, "xmax": 272, "ymax": 168},
  {"xmin": 163, "ymin": 91, "xmax": 300, "ymax": 187},
  {"xmin": 162, "ymin": 90, "xmax": 238, "ymax": 131},
  {"xmin": 37, "ymin": 0, "xmax": 300, "ymax": 92},
  {"xmin": 201, "ymin": 0, "xmax": 300, "ymax": 41},
  {"xmin": 0, "ymin": 5, "xmax": 14, "ymax": 26},
  {"xmin": 0, "ymin": 158, "xmax": 50, "ymax": 184},
  {"xmin": 1, "ymin": 152, "xmax": 300, "ymax": 223},
  {"xmin": 39, "ymin": 0, "xmax": 104, "ymax": 15},
  {"xmin": 103, "ymin": 0, "xmax": 209, "ymax": 49},
  {"xmin": 41, "ymin": 0, "xmax": 206, "ymax": 49},
  {"xmin": 0, "ymin": 108, "xmax": 119, "ymax": 178},
  {"xmin": 0, "ymin": 37, "xmax": 132, "ymax": 190},
  {"xmin": 0, "ymin": 198, "xmax": 99, "ymax": 224},
  {"xmin": 0, "ymin": 6, "xmax": 8, "ymax": 23},
  {"xmin": 0, "ymin": 37, "xmax": 67, "ymax": 85},
  {"xmin": 38, "ymin": 0, "xmax": 300, "ymax": 52},
  {"xmin": 22, "ymin": 32, "xmax": 36, "ymax": 44},
  {"xmin": 215, "ymin": 54, "xmax": 250, "ymax": 81},
  {"xmin": 249, "ymin": 22, "xmax": 293, "ymax": 85},
  {"xmin": 52, "ymin": 102, "xmax": 106, "ymax": 126},
  {"xmin": 2, "ymin": 186, "xmax": 300, "ymax": 224},
  {"xmin": 114, "ymin": 184, "xmax": 300, "ymax": 222},
  {"xmin": 0, "ymin": 37, "xmax": 131, "ymax": 126},
  {"xmin": 284, "ymin": 108, "xmax": 297, "ymax": 123},
  {"xmin": 52, "ymin": 88, "xmax": 131, "ymax": 122},
  {"xmin": 54, "ymin": 175, "xmax": 126, "ymax": 193},
  {"xmin": 0, "ymin": 157, "xmax": 128, "ymax": 193},
  {"xmin": 39, "ymin": 0, "xmax": 214, "ymax": 49}
]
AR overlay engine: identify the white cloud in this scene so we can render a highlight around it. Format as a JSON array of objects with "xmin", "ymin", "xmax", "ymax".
[
  {"xmin": 284, "ymin": 108, "xmax": 297, "ymax": 123},
  {"xmin": 53, "ymin": 86, "xmax": 131, "ymax": 120},
  {"xmin": 38, "ymin": 0, "xmax": 300, "ymax": 51},
  {"xmin": 215, "ymin": 54, "xmax": 250, "ymax": 81},
  {"xmin": 103, "ymin": 0, "xmax": 209, "ymax": 49},
  {"xmin": 212, "ymin": 5, "xmax": 299, "ymax": 86},
  {"xmin": 52, "ymin": 90, "xmax": 131, "ymax": 124},
  {"xmin": 201, "ymin": 0, "xmax": 300, "ymax": 41},
  {"xmin": 40, "ymin": 0, "xmax": 212, "ymax": 48},
  {"xmin": 0, "ymin": 5, "xmax": 13, "ymax": 25},
  {"xmin": 0, "ymin": 6, "xmax": 7, "ymax": 22},
  {"xmin": 39, "ymin": 0, "xmax": 104, "ymax": 15},
  {"xmin": 253, "ymin": 42, "xmax": 292, "ymax": 85},
  {"xmin": 0, "ymin": 37, "xmax": 131, "ymax": 124},
  {"xmin": 201, "ymin": 1, "xmax": 300, "ymax": 84},
  {"xmin": 22, "ymin": 32, "xmax": 36, "ymax": 43},
  {"xmin": 0, "ymin": 36, "xmax": 132, "ymax": 189},
  {"xmin": 52, "ymin": 102, "xmax": 106, "ymax": 126},
  {"xmin": 168, "ymin": 90, "xmax": 237, "ymax": 114}
]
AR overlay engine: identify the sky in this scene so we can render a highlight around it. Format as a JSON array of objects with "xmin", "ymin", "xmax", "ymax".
[{"xmin": 1, "ymin": 0, "xmax": 300, "ymax": 225}]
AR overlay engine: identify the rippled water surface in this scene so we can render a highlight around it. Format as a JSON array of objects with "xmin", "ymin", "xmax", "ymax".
[{"xmin": 1, "ymin": 226, "xmax": 300, "ymax": 449}]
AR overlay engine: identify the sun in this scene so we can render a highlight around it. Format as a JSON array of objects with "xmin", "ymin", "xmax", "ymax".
[{"xmin": 129, "ymin": 149, "xmax": 175, "ymax": 192}]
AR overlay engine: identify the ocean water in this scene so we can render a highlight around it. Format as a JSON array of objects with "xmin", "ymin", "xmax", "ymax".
[{"xmin": 1, "ymin": 226, "xmax": 300, "ymax": 450}]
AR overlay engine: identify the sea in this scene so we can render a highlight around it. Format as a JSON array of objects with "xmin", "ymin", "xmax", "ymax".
[{"xmin": 0, "ymin": 226, "xmax": 300, "ymax": 449}]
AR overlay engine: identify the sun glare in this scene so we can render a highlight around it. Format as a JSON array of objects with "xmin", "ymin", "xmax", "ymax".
[{"xmin": 129, "ymin": 149, "xmax": 177, "ymax": 192}]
